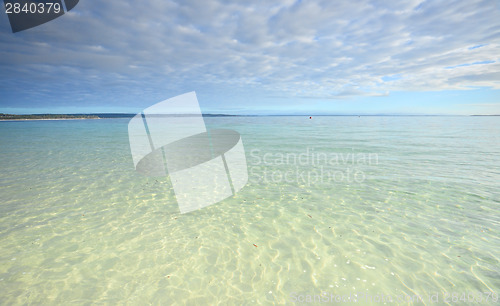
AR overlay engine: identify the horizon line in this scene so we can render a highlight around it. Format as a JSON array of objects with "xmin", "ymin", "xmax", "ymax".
[{"xmin": 2, "ymin": 112, "xmax": 499, "ymax": 117}]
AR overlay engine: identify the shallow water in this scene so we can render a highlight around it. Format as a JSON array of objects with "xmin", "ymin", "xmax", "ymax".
[{"xmin": 0, "ymin": 116, "xmax": 499, "ymax": 304}]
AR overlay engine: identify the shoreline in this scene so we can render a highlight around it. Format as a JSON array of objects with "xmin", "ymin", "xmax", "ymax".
[
  {"xmin": 1, "ymin": 114, "xmax": 498, "ymax": 121},
  {"xmin": 0, "ymin": 118, "xmax": 102, "ymax": 121}
]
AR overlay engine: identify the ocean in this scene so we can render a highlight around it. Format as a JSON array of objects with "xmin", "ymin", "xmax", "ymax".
[{"xmin": 0, "ymin": 116, "xmax": 499, "ymax": 304}]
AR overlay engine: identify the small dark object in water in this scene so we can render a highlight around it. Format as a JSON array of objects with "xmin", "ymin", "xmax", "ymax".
[
  {"xmin": 308, "ymin": 214, "xmax": 312, "ymax": 218},
  {"xmin": 253, "ymin": 244, "xmax": 258, "ymax": 247}
]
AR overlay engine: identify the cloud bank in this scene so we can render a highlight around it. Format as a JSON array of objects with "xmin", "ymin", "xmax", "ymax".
[{"xmin": 0, "ymin": 0, "xmax": 499, "ymax": 111}]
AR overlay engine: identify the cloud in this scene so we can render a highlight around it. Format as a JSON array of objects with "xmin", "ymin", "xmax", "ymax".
[{"xmin": 0, "ymin": 0, "xmax": 499, "ymax": 110}]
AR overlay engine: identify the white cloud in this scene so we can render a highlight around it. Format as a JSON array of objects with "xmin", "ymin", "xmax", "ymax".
[{"xmin": 0, "ymin": 0, "xmax": 499, "ymax": 108}]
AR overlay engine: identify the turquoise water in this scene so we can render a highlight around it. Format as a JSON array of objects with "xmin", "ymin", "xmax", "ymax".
[{"xmin": 0, "ymin": 117, "xmax": 499, "ymax": 304}]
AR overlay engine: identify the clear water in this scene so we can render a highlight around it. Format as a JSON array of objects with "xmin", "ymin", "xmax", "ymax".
[{"xmin": 0, "ymin": 117, "xmax": 499, "ymax": 304}]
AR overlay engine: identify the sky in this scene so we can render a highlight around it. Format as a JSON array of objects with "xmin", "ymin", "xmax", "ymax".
[{"xmin": 0, "ymin": 0, "xmax": 499, "ymax": 115}]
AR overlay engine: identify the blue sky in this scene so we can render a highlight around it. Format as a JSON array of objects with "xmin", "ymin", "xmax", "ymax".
[{"xmin": 0, "ymin": 0, "xmax": 499, "ymax": 115}]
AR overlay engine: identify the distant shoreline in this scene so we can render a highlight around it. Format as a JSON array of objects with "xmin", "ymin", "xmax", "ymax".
[
  {"xmin": 1, "ymin": 113, "xmax": 499, "ymax": 121},
  {"xmin": 0, "ymin": 113, "xmax": 101, "ymax": 121},
  {"xmin": 0, "ymin": 118, "xmax": 102, "ymax": 121},
  {"xmin": 0, "ymin": 113, "xmax": 238, "ymax": 120}
]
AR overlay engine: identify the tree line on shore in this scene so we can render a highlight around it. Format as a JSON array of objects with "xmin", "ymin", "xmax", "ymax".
[{"xmin": 0, "ymin": 113, "xmax": 100, "ymax": 120}]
